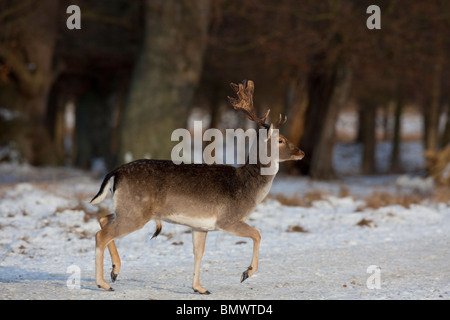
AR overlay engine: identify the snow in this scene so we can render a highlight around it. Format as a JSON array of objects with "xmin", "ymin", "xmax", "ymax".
[{"xmin": 0, "ymin": 161, "xmax": 449, "ymax": 301}]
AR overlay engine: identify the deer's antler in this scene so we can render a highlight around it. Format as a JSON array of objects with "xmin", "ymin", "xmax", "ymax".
[
  {"xmin": 227, "ymin": 80, "xmax": 286, "ymax": 129},
  {"xmin": 273, "ymin": 113, "xmax": 287, "ymax": 128}
]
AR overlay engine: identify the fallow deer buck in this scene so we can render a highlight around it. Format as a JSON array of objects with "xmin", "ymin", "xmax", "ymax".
[{"xmin": 90, "ymin": 80, "xmax": 305, "ymax": 294}]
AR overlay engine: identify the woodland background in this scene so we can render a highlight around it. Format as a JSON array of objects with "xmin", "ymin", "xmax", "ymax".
[{"xmin": 0, "ymin": 0, "xmax": 449, "ymax": 180}]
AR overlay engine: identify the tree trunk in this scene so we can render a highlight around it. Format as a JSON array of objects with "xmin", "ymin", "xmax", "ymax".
[
  {"xmin": 46, "ymin": 82, "xmax": 69, "ymax": 164},
  {"xmin": 360, "ymin": 104, "xmax": 377, "ymax": 174},
  {"xmin": 283, "ymin": 78, "xmax": 309, "ymax": 174},
  {"xmin": 390, "ymin": 86, "xmax": 403, "ymax": 172},
  {"xmin": 295, "ymin": 53, "xmax": 338, "ymax": 177},
  {"xmin": 425, "ymin": 55, "xmax": 443, "ymax": 151},
  {"xmin": 442, "ymin": 105, "xmax": 450, "ymax": 147},
  {"xmin": 310, "ymin": 63, "xmax": 351, "ymax": 179},
  {"xmin": 284, "ymin": 78, "xmax": 308, "ymax": 147},
  {"xmin": 119, "ymin": 0, "xmax": 210, "ymax": 163}
]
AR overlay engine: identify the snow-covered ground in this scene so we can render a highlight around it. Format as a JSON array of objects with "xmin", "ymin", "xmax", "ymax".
[
  {"xmin": 0, "ymin": 156, "xmax": 448, "ymax": 300},
  {"xmin": 0, "ymin": 109, "xmax": 448, "ymax": 300}
]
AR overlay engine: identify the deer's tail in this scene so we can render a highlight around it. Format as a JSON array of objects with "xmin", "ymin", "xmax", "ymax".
[{"xmin": 90, "ymin": 171, "xmax": 116, "ymax": 205}]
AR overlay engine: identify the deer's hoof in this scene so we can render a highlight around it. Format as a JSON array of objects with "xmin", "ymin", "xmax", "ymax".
[
  {"xmin": 194, "ymin": 289, "xmax": 211, "ymax": 295},
  {"xmin": 241, "ymin": 271, "xmax": 249, "ymax": 283},
  {"xmin": 241, "ymin": 266, "xmax": 253, "ymax": 283},
  {"xmin": 98, "ymin": 285, "xmax": 114, "ymax": 291},
  {"xmin": 111, "ymin": 271, "xmax": 118, "ymax": 282}
]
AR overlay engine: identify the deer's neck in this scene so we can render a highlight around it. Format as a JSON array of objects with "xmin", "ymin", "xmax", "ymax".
[
  {"xmin": 244, "ymin": 133, "xmax": 279, "ymax": 178},
  {"xmin": 238, "ymin": 162, "xmax": 277, "ymax": 204}
]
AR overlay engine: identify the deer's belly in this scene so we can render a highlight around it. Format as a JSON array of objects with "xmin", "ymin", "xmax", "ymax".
[{"xmin": 162, "ymin": 214, "xmax": 218, "ymax": 231}]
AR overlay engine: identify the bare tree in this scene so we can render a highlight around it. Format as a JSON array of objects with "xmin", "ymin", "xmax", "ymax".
[{"xmin": 119, "ymin": 0, "xmax": 211, "ymax": 163}]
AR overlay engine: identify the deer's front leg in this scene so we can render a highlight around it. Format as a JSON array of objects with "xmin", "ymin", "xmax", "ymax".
[
  {"xmin": 192, "ymin": 230, "xmax": 210, "ymax": 294},
  {"xmin": 218, "ymin": 221, "xmax": 261, "ymax": 283}
]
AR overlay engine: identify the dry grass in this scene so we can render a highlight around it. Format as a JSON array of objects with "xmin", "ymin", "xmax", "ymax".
[
  {"xmin": 362, "ymin": 187, "xmax": 450, "ymax": 210},
  {"xmin": 430, "ymin": 186, "xmax": 450, "ymax": 203},
  {"xmin": 271, "ymin": 189, "xmax": 326, "ymax": 207},
  {"xmin": 270, "ymin": 184, "xmax": 449, "ymax": 212},
  {"xmin": 271, "ymin": 185, "xmax": 352, "ymax": 208},
  {"xmin": 362, "ymin": 191, "xmax": 423, "ymax": 209},
  {"xmin": 356, "ymin": 218, "xmax": 377, "ymax": 228},
  {"xmin": 286, "ymin": 225, "xmax": 309, "ymax": 233}
]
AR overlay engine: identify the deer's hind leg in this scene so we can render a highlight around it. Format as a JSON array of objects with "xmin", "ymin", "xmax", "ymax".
[
  {"xmin": 99, "ymin": 214, "xmax": 121, "ymax": 283},
  {"xmin": 95, "ymin": 212, "xmax": 150, "ymax": 291}
]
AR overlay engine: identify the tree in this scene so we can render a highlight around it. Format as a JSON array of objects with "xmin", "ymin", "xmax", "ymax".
[
  {"xmin": 118, "ymin": 0, "xmax": 211, "ymax": 163},
  {"xmin": 0, "ymin": 1, "xmax": 60, "ymax": 165},
  {"xmin": 310, "ymin": 61, "xmax": 352, "ymax": 179}
]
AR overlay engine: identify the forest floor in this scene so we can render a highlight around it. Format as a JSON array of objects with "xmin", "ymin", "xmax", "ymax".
[{"xmin": 0, "ymin": 145, "xmax": 449, "ymax": 300}]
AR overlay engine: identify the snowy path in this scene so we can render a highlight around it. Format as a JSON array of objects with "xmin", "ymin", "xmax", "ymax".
[{"xmin": 0, "ymin": 168, "xmax": 449, "ymax": 300}]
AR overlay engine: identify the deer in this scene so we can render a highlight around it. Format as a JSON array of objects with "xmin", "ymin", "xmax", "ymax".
[{"xmin": 90, "ymin": 80, "xmax": 305, "ymax": 294}]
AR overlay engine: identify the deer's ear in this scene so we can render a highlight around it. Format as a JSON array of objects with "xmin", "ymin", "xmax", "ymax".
[{"xmin": 265, "ymin": 123, "xmax": 274, "ymax": 142}]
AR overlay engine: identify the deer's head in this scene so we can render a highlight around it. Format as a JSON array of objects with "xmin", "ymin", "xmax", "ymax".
[{"xmin": 227, "ymin": 80, "xmax": 305, "ymax": 163}]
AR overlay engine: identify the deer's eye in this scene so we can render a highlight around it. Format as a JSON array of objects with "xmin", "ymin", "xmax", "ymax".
[{"xmin": 279, "ymin": 139, "xmax": 284, "ymax": 144}]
